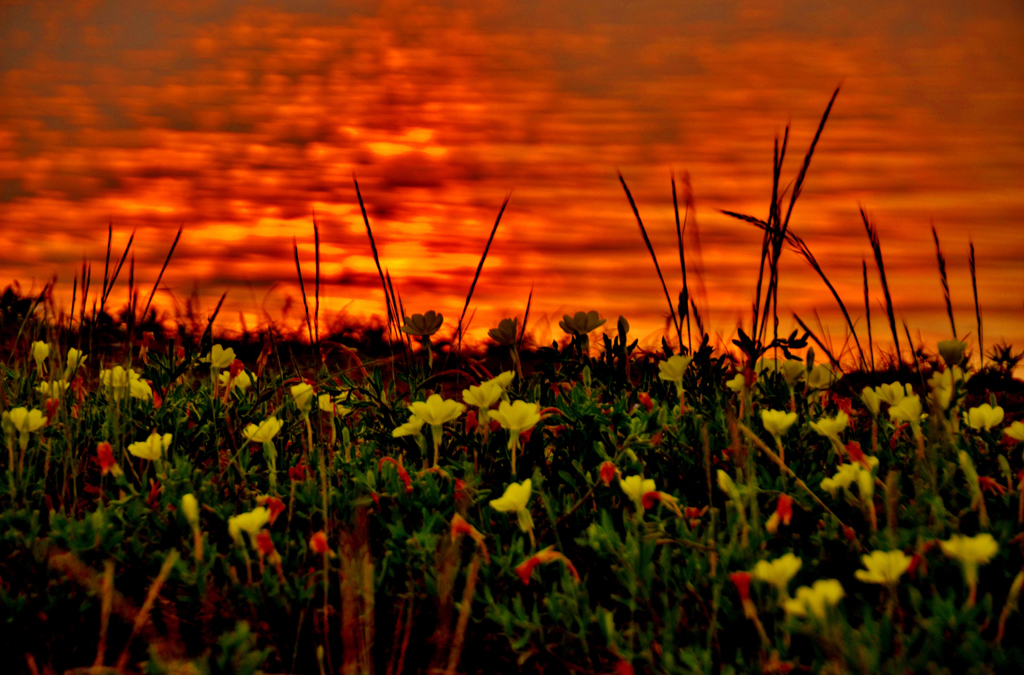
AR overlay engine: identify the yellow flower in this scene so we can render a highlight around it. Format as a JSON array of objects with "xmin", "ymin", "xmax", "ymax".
[
  {"xmin": 490, "ymin": 479, "xmax": 534, "ymax": 534},
  {"xmin": 619, "ymin": 475, "xmax": 656, "ymax": 511},
  {"xmin": 752, "ymin": 553, "xmax": 802, "ymax": 594},
  {"xmin": 128, "ymin": 431, "xmax": 172, "ymax": 461},
  {"xmin": 888, "ymin": 395, "xmax": 923, "ymax": 427},
  {"xmin": 463, "ymin": 381, "xmax": 503, "ymax": 411},
  {"xmin": 489, "ymin": 400, "xmax": 541, "ymax": 450},
  {"xmin": 181, "ymin": 494, "xmax": 200, "ymax": 527},
  {"xmin": 967, "ymin": 403, "xmax": 1004, "ymax": 431},
  {"xmin": 807, "ymin": 364, "xmax": 835, "ymax": 391},
  {"xmin": 488, "ymin": 371, "xmax": 515, "ymax": 391},
  {"xmin": 100, "ymin": 366, "xmax": 151, "ymax": 401},
  {"xmin": 202, "ymin": 344, "xmax": 236, "ymax": 370},
  {"xmin": 243, "ymin": 417, "xmax": 282, "ymax": 444},
  {"xmin": 1004, "ymin": 421, "xmax": 1024, "ymax": 442},
  {"xmin": 392, "ymin": 415, "xmax": 426, "ymax": 438},
  {"xmin": 657, "ymin": 355, "xmax": 692, "ymax": 385},
  {"xmin": 409, "ymin": 394, "xmax": 466, "ymax": 427},
  {"xmin": 783, "ymin": 579, "xmax": 845, "ymax": 619},
  {"xmin": 860, "ymin": 387, "xmax": 880, "ymax": 416},
  {"xmin": 228, "ymin": 506, "xmax": 270, "ymax": 547},
  {"xmin": 400, "ymin": 311, "xmax": 444, "ymax": 337},
  {"xmin": 559, "ymin": 311, "xmax": 606, "ymax": 336},
  {"xmin": 291, "ymin": 383, "xmax": 314, "ymax": 416},
  {"xmin": 8, "ymin": 407, "xmax": 47, "ymax": 433},
  {"xmin": 36, "ymin": 380, "xmax": 70, "ymax": 400},
  {"xmin": 761, "ymin": 409, "xmax": 798, "ymax": 437},
  {"xmin": 725, "ymin": 373, "xmax": 745, "ymax": 392},
  {"xmin": 488, "ymin": 317, "xmax": 519, "ymax": 346},
  {"xmin": 63, "ymin": 348, "xmax": 86, "ymax": 381},
  {"xmin": 939, "ymin": 533, "xmax": 998, "ymax": 586},
  {"xmin": 318, "ymin": 393, "xmax": 352, "ymax": 416},
  {"xmin": 219, "ymin": 369, "xmax": 254, "ymax": 392},
  {"xmin": 809, "ymin": 411, "xmax": 848, "ymax": 440},
  {"xmin": 928, "ymin": 366, "xmax": 969, "ymax": 410},
  {"xmin": 717, "ymin": 470, "xmax": 740, "ymax": 501},
  {"xmin": 819, "ymin": 461, "xmax": 876, "ymax": 497},
  {"xmin": 854, "ymin": 550, "xmax": 911, "ymax": 585},
  {"xmin": 937, "ymin": 339, "xmax": 968, "ymax": 368},
  {"xmin": 875, "ymin": 382, "xmax": 912, "ymax": 407},
  {"xmin": 31, "ymin": 341, "xmax": 50, "ymax": 373}
]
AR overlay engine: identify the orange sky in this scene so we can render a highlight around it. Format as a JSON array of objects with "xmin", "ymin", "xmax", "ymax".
[{"xmin": 1, "ymin": 0, "xmax": 1023, "ymax": 362}]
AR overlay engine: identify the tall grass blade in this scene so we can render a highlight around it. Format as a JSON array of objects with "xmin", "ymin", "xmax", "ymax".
[
  {"xmin": 100, "ymin": 228, "xmax": 135, "ymax": 314},
  {"xmin": 863, "ymin": 259, "xmax": 874, "ymax": 371},
  {"xmin": 970, "ymin": 241, "xmax": 983, "ymax": 367},
  {"xmin": 139, "ymin": 224, "xmax": 183, "ymax": 333},
  {"xmin": 518, "ymin": 284, "xmax": 533, "ymax": 351},
  {"xmin": 353, "ymin": 175, "xmax": 398, "ymax": 343},
  {"xmin": 793, "ymin": 313, "xmax": 839, "ymax": 366},
  {"xmin": 861, "ymin": 207, "xmax": 901, "ymax": 364},
  {"xmin": 456, "ymin": 194, "xmax": 510, "ymax": 350},
  {"xmin": 780, "ymin": 86, "xmax": 840, "ymax": 232},
  {"xmin": 313, "ymin": 212, "xmax": 321, "ymax": 351},
  {"xmin": 200, "ymin": 291, "xmax": 228, "ymax": 355},
  {"xmin": 619, "ymin": 172, "xmax": 682, "ymax": 347},
  {"xmin": 672, "ymin": 172, "xmax": 692, "ymax": 353},
  {"xmin": 931, "ymin": 225, "xmax": 956, "ymax": 338},
  {"xmin": 293, "ymin": 237, "xmax": 315, "ymax": 347}
]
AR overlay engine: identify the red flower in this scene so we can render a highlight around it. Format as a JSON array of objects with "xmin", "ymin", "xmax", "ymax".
[
  {"xmin": 890, "ymin": 422, "xmax": 907, "ymax": 449},
  {"xmin": 147, "ymin": 479, "xmax": 162, "ymax": 509},
  {"xmin": 978, "ymin": 475, "xmax": 1007, "ymax": 496},
  {"xmin": 845, "ymin": 440, "xmax": 865, "ymax": 464},
  {"xmin": 515, "ymin": 546, "xmax": 580, "ymax": 585},
  {"xmin": 256, "ymin": 530, "xmax": 275, "ymax": 556},
  {"xmin": 766, "ymin": 494, "xmax": 794, "ymax": 533},
  {"xmin": 289, "ymin": 461, "xmax": 309, "ymax": 482},
  {"xmin": 96, "ymin": 442, "xmax": 119, "ymax": 476},
  {"xmin": 465, "ymin": 409, "xmax": 478, "ymax": 434},
  {"xmin": 638, "ymin": 392, "xmax": 654, "ymax": 413},
  {"xmin": 229, "ymin": 358, "xmax": 245, "ymax": 379},
  {"xmin": 151, "ymin": 383, "xmax": 162, "ymax": 409},
  {"xmin": 684, "ymin": 505, "xmax": 708, "ymax": 529},
  {"xmin": 257, "ymin": 495, "xmax": 286, "ymax": 524},
  {"xmin": 175, "ymin": 345, "xmax": 186, "ymax": 362},
  {"xmin": 614, "ymin": 661, "xmax": 635, "ymax": 675},
  {"xmin": 599, "ymin": 461, "xmax": 617, "ymax": 486},
  {"xmin": 729, "ymin": 571, "xmax": 752, "ymax": 601},
  {"xmin": 379, "ymin": 457, "xmax": 413, "ymax": 495},
  {"xmin": 520, "ymin": 426, "xmax": 535, "ymax": 444},
  {"xmin": 45, "ymin": 398, "xmax": 59, "ymax": 423},
  {"xmin": 309, "ymin": 531, "xmax": 328, "ymax": 555},
  {"xmin": 843, "ymin": 525, "xmax": 857, "ymax": 542},
  {"xmin": 450, "ymin": 514, "xmax": 490, "ymax": 563},
  {"xmin": 454, "ymin": 478, "xmax": 468, "ymax": 503}
]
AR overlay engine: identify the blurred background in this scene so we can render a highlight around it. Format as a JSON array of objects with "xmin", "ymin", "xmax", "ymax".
[{"xmin": 1, "ymin": 0, "xmax": 1022, "ymax": 360}]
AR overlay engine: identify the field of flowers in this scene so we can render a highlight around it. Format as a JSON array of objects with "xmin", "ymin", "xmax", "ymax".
[{"xmin": 3, "ymin": 301, "xmax": 1024, "ymax": 674}]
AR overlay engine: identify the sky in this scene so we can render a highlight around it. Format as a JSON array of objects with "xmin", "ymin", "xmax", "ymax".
[{"xmin": 1, "ymin": 0, "xmax": 1023, "ymax": 362}]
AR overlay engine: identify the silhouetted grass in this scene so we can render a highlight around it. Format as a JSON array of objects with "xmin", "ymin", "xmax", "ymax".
[
  {"xmin": 455, "ymin": 194, "xmax": 510, "ymax": 350},
  {"xmin": 932, "ymin": 225, "xmax": 956, "ymax": 338}
]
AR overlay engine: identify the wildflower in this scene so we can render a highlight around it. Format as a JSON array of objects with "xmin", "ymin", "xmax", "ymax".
[
  {"xmin": 490, "ymin": 479, "xmax": 534, "ymax": 537},
  {"xmin": 8, "ymin": 407, "xmax": 47, "ymax": 452},
  {"xmin": 181, "ymin": 493, "xmax": 200, "ymax": 527},
  {"xmin": 860, "ymin": 387, "xmax": 880, "ymax": 416},
  {"xmin": 717, "ymin": 470, "xmax": 741, "ymax": 503},
  {"xmin": 559, "ymin": 311, "xmax": 606, "ymax": 336},
  {"xmin": 640, "ymin": 490, "xmax": 683, "ymax": 517},
  {"xmin": 31, "ymin": 341, "xmax": 50, "ymax": 375},
  {"xmin": 488, "ymin": 317, "xmax": 519, "ymax": 346},
  {"xmin": 599, "ymin": 461, "xmax": 617, "ymax": 486},
  {"xmin": 1005, "ymin": 421, "xmax": 1024, "ymax": 442},
  {"xmin": 765, "ymin": 494, "xmax": 794, "ymax": 534},
  {"xmin": 63, "ymin": 348, "xmax": 86, "ymax": 381},
  {"xmin": 36, "ymin": 380, "xmax": 69, "ymax": 400},
  {"xmin": 636, "ymin": 392, "xmax": 654, "ymax": 413},
  {"xmin": 487, "ymin": 370, "xmax": 515, "ymax": 391},
  {"xmin": 127, "ymin": 431, "xmax": 172, "ymax": 462},
  {"xmin": 515, "ymin": 546, "xmax": 579, "ymax": 585},
  {"xmin": 620, "ymin": 474, "xmax": 656, "ymax": 512},
  {"xmin": 317, "ymin": 393, "xmax": 352, "ymax": 416},
  {"xmin": 202, "ymin": 344, "xmax": 236, "ymax": 370},
  {"xmin": 967, "ymin": 403, "xmax": 1005, "ymax": 431},
  {"xmin": 291, "ymin": 383, "xmax": 314, "ymax": 416},
  {"xmin": 854, "ymin": 550, "xmax": 911, "ymax": 585},
  {"xmin": 450, "ymin": 513, "xmax": 490, "ymax": 563},
  {"xmin": 462, "ymin": 381, "xmax": 502, "ymax": 424},
  {"xmin": 730, "ymin": 571, "xmax": 757, "ymax": 619},
  {"xmin": 752, "ymin": 553, "xmax": 802, "ymax": 595},
  {"xmin": 783, "ymin": 579, "xmax": 845, "ymax": 619},
  {"xmin": 218, "ymin": 369, "xmax": 254, "ymax": 392},
  {"xmin": 400, "ymin": 310, "xmax": 443, "ymax": 337},
  {"xmin": 228, "ymin": 506, "xmax": 270, "ymax": 547},
  {"xmin": 242, "ymin": 417, "xmax": 282, "ymax": 444},
  {"xmin": 725, "ymin": 373, "xmax": 745, "ymax": 393},
  {"xmin": 937, "ymin": 339, "xmax": 968, "ymax": 368},
  {"xmin": 100, "ymin": 366, "xmax": 151, "ymax": 401},
  {"xmin": 888, "ymin": 394, "xmax": 923, "ymax": 434},
  {"xmin": 309, "ymin": 530, "xmax": 329, "ymax": 555},
  {"xmin": 806, "ymin": 364, "xmax": 834, "ymax": 391},
  {"xmin": 489, "ymin": 399, "xmax": 541, "ymax": 458},
  {"xmin": 876, "ymin": 382, "xmax": 913, "ymax": 407},
  {"xmin": 939, "ymin": 533, "xmax": 999, "ymax": 592},
  {"xmin": 409, "ymin": 393, "xmax": 466, "ymax": 467},
  {"xmin": 820, "ymin": 462, "xmax": 876, "ymax": 497},
  {"xmin": 288, "ymin": 461, "xmax": 309, "ymax": 482},
  {"xmin": 928, "ymin": 366, "xmax": 969, "ymax": 410},
  {"xmin": 761, "ymin": 409, "xmax": 797, "ymax": 437},
  {"xmin": 256, "ymin": 495, "xmax": 286, "ymax": 525},
  {"xmin": 96, "ymin": 441, "xmax": 121, "ymax": 476},
  {"xmin": 392, "ymin": 415, "xmax": 426, "ymax": 438},
  {"xmin": 379, "ymin": 456, "xmax": 413, "ymax": 495},
  {"xmin": 809, "ymin": 411, "xmax": 848, "ymax": 442},
  {"xmin": 684, "ymin": 505, "xmax": 708, "ymax": 529}
]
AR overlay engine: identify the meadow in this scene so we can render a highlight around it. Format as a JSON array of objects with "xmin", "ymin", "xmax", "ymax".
[{"xmin": 3, "ymin": 91, "xmax": 1024, "ymax": 674}]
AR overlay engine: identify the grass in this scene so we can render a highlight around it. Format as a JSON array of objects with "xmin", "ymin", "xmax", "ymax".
[{"xmin": 2, "ymin": 90, "xmax": 1024, "ymax": 675}]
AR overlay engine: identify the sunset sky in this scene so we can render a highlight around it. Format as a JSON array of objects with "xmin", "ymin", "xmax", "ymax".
[{"xmin": 2, "ymin": 0, "xmax": 1022, "ymax": 361}]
